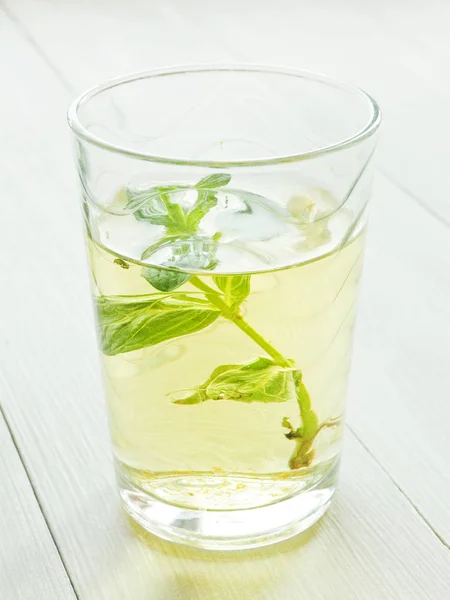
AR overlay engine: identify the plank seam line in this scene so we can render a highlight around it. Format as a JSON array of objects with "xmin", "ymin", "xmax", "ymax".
[
  {"xmin": 347, "ymin": 423, "xmax": 450, "ymax": 553},
  {"xmin": 380, "ymin": 168, "xmax": 450, "ymax": 230},
  {"xmin": 0, "ymin": 402, "xmax": 80, "ymax": 600},
  {"xmin": 0, "ymin": 1, "xmax": 76, "ymax": 94}
]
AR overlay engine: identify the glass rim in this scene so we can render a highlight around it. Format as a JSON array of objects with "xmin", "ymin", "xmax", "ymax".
[{"xmin": 67, "ymin": 64, "xmax": 381, "ymax": 168}]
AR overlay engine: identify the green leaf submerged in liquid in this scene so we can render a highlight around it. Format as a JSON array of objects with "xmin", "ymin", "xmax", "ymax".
[
  {"xmin": 96, "ymin": 294, "xmax": 220, "ymax": 356},
  {"xmin": 173, "ymin": 357, "xmax": 297, "ymax": 405},
  {"xmin": 141, "ymin": 266, "xmax": 191, "ymax": 292},
  {"xmin": 213, "ymin": 274, "xmax": 251, "ymax": 308}
]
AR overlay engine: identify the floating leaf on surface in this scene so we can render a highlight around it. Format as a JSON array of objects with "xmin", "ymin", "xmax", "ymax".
[{"xmin": 195, "ymin": 173, "xmax": 232, "ymax": 189}]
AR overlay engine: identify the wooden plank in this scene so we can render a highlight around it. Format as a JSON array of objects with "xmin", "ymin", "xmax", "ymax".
[
  {"xmin": 0, "ymin": 409, "xmax": 76, "ymax": 599},
  {"xmin": 349, "ymin": 172, "xmax": 450, "ymax": 545},
  {"xmin": 0, "ymin": 2, "xmax": 449, "ymax": 599},
  {"xmin": 0, "ymin": 10, "xmax": 77, "ymax": 599}
]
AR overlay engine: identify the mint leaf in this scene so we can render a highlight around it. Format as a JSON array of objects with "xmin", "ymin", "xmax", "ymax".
[
  {"xmin": 125, "ymin": 187, "xmax": 162, "ymax": 213},
  {"xmin": 135, "ymin": 190, "xmax": 188, "ymax": 235},
  {"xmin": 195, "ymin": 173, "xmax": 231, "ymax": 189},
  {"xmin": 128, "ymin": 187, "xmax": 188, "ymax": 232},
  {"xmin": 130, "ymin": 173, "xmax": 232, "ymax": 266},
  {"xmin": 207, "ymin": 358, "xmax": 295, "ymax": 402},
  {"xmin": 142, "ymin": 266, "xmax": 191, "ymax": 292},
  {"xmin": 126, "ymin": 173, "xmax": 230, "ymax": 219},
  {"xmin": 213, "ymin": 274, "xmax": 250, "ymax": 308},
  {"xmin": 125, "ymin": 185, "xmax": 187, "ymax": 214},
  {"xmin": 172, "ymin": 364, "xmax": 236, "ymax": 404},
  {"xmin": 173, "ymin": 357, "xmax": 296, "ymax": 404},
  {"xmin": 186, "ymin": 190, "xmax": 218, "ymax": 232},
  {"xmin": 96, "ymin": 294, "xmax": 219, "ymax": 355},
  {"xmin": 159, "ymin": 191, "xmax": 187, "ymax": 232}
]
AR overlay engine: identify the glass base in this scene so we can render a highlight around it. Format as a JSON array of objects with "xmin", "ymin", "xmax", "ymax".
[{"xmin": 118, "ymin": 462, "xmax": 338, "ymax": 550}]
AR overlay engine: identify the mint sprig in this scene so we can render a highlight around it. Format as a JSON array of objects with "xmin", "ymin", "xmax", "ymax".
[
  {"xmin": 125, "ymin": 173, "xmax": 231, "ymax": 235},
  {"xmin": 125, "ymin": 173, "xmax": 231, "ymax": 289},
  {"xmin": 98, "ymin": 173, "xmax": 331, "ymax": 470}
]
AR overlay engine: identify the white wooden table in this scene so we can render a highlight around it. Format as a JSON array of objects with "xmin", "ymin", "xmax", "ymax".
[{"xmin": 1, "ymin": 1, "xmax": 450, "ymax": 598}]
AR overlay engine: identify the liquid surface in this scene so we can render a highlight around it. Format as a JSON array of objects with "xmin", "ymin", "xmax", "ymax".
[
  {"xmin": 89, "ymin": 183, "xmax": 358, "ymax": 273},
  {"xmin": 87, "ymin": 179, "xmax": 365, "ymax": 510}
]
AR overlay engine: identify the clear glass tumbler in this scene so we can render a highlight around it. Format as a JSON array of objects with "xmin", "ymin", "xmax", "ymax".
[{"xmin": 68, "ymin": 66, "xmax": 380, "ymax": 549}]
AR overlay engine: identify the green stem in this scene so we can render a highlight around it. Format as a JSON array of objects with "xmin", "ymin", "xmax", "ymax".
[
  {"xmin": 192, "ymin": 277, "xmax": 289, "ymax": 365},
  {"xmin": 289, "ymin": 381, "xmax": 320, "ymax": 469},
  {"xmin": 190, "ymin": 276, "xmax": 288, "ymax": 366},
  {"xmin": 231, "ymin": 317, "xmax": 291, "ymax": 368},
  {"xmin": 190, "ymin": 276, "xmax": 320, "ymax": 469}
]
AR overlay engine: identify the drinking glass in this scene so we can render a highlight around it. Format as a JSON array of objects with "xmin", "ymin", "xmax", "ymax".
[{"xmin": 68, "ymin": 66, "xmax": 380, "ymax": 549}]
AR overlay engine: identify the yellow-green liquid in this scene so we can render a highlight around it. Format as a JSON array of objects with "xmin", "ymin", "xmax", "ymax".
[{"xmin": 89, "ymin": 233, "xmax": 364, "ymax": 510}]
